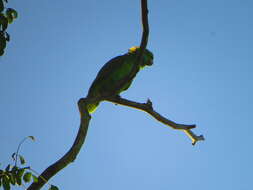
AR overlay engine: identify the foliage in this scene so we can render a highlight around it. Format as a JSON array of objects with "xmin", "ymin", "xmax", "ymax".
[
  {"xmin": 0, "ymin": 136, "xmax": 59, "ymax": 190},
  {"xmin": 0, "ymin": 0, "xmax": 18, "ymax": 56}
]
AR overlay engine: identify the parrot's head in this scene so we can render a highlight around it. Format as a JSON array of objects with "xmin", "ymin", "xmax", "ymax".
[{"xmin": 128, "ymin": 46, "xmax": 154, "ymax": 69}]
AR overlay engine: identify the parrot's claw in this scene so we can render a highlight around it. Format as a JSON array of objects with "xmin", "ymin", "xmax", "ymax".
[{"xmin": 114, "ymin": 95, "xmax": 121, "ymax": 105}]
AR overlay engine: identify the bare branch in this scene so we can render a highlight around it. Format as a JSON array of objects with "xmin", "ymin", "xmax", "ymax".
[
  {"xmin": 27, "ymin": 1, "xmax": 204, "ymax": 190},
  {"xmin": 138, "ymin": 0, "xmax": 149, "ymax": 56},
  {"xmin": 27, "ymin": 98, "xmax": 91, "ymax": 190},
  {"xmin": 113, "ymin": 0, "xmax": 150, "ymax": 95},
  {"xmin": 27, "ymin": 2, "xmax": 152, "ymax": 189},
  {"xmin": 106, "ymin": 96, "xmax": 205, "ymax": 145}
]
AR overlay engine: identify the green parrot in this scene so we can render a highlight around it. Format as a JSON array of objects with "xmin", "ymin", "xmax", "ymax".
[{"xmin": 86, "ymin": 46, "xmax": 154, "ymax": 113}]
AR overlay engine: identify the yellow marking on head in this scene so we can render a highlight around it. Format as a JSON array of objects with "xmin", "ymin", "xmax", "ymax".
[{"xmin": 128, "ymin": 46, "xmax": 140, "ymax": 53}]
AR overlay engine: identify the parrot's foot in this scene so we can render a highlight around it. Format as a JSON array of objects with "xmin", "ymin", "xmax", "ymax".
[
  {"xmin": 114, "ymin": 95, "xmax": 121, "ymax": 105},
  {"xmin": 78, "ymin": 98, "xmax": 91, "ymax": 118},
  {"xmin": 115, "ymin": 95, "xmax": 121, "ymax": 99}
]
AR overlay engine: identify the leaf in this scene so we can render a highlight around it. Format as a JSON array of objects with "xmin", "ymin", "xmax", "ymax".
[
  {"xmin": 2, "ymin": 176, "xmax": 10, "ymax": 190},
  {"xmin": 28, "ymin": 136, "xmax": 35, "ymax": 141},
  {"xmin": 17, "ymin": 168, "xmax": 25, "ymax": 178},
  {"xmin": 0, "ymin": 48, "xmax": 4, "ymax": 56},
  {"xmin": 6, "ymin": 8, "xmax": 17, "ymax": 19},
  {"xmin": 0, "ymin": 176, "xmax": 2, "ymax": 187},
  {"xmin": 0, "ymin": 14, "xmax": 8, "ymax": 31},
  {"xmin": 32, "ymin": 174, "xmax": 38, "ymax": 183},
  {"xmin": 23, "ymin": 172, "xmax": 32, "ymax": 183},
  {"xmin": 15, "ymin": 174, "xmax": 22, "ymax": 186},
  {"xmin": 49, "ymin": 185, "xmax": 59, "ymax": 190},
  {"xmin": 0, "ymin": 31, "xmax": 6, "ymax": 50},
  {"xmin": 5, "ymin": 9, "xmax": 12, "ymax": 24},
  {"xmin": 9, "ymin": 174, "xmax": 16, "ymax": 185},
  {"xmin": 6, "ymin": 15, "xmax": 12, "ymax": 24},
  {"xmin": 19, "ymin": 155, "xmax": 26, "ymax": 165},
  {"xmin": 0, "ymin": 1, "xmax": 4, "ymax": 13},
  {"xmin": 5, "ymin": 164, "xmax": 10, "ymax": 172},
  {"xmin": 11, "ymin": 9, "xmax": 18, "ymax": 19}
]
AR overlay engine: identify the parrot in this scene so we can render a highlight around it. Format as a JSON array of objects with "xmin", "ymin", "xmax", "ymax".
[{"xmin": 86, "ymin": 46, "xmax": 154, "ymax": 113}]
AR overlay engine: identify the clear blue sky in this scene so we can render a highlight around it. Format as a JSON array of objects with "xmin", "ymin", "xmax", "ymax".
[{"xmin": 1, "ymin": 0, "xmax": 253, "ymax": 189}]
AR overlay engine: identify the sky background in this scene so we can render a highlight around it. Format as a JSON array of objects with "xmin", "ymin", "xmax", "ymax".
[{"xmin": 1, "ymin": 0, "xmax": 253, "ymax": 190}]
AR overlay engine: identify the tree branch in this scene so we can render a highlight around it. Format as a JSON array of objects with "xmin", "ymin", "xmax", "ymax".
[
  {"xmin": 138, "ymin": 0, "xmax": 149, "ymax": 56},
  {"xmin": 106, "ymin": 96, "xmax": 205, "ymax": 145},
  {"xmin": 27, "ymin": 1, "xmax": 204, "ymax": 190},
  {"xmin": 114, "ymin": 0, "xmax": 149, "ymax": 93},
  {"xmin": 27, "ymin": 1, "xmax": 152, "ymax": 190},
  {"xmin": 27, "ymin": 98, "xmax": 91, "ymax": 190}
]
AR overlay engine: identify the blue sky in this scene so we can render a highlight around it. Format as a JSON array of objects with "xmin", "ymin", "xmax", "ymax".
[{"xmin": 1, "ymin": 0, "xmax": 253, "ymax": 189}]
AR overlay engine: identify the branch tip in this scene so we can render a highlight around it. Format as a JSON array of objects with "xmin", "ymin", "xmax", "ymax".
[{"xmin": 106, "ymin": 96, "xmax": 204, "ymax": 144}]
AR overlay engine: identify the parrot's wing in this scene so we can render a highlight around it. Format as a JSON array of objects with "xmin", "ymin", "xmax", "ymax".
[
  {"xmin": 87, "ymin": 55, "xmax": 127, "ymax": 97},
  {"xmin": 94, "ymin": 55, "xmax": 126, "ymax": 81}
]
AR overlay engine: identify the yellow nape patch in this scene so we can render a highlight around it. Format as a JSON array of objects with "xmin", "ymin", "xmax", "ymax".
[{"xmin": 128, "ymin": 46, "xmax": 140, "ymax": 53}]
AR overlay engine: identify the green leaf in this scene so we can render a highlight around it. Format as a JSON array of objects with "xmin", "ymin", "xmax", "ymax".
[
  {"xmin": 32, "ymin": 174, "xmax": 38, "ymax": 183},
  {"xmin": 4, "ymin": 8, "xmax": 17, "ymax": 24},
  {"xmin": 9, "ymin": 174, "xmax": 16, "ymax": 185},
  {"xmin": 0, "ymin": 48, "xmax": 4, "ymax": 56},
  {"xmin": 23, "ymin": 172, "xmax": 32, "ymax": 183},
  {"xmin": 19, "ymin": 155, "xmax": 26, "ymax": 165},
  {"xmin": 6, "ymin": 15, "xmax": 12, "ymax": 24},
  {"xmin": 0, "ymin": 31, "xmax": 6, "ymax": 50},
  {"xmin": 2, "ymin": 176, "xmax": 10, "ymax": 190},
  {"xmin": 49, "ymin": 185, "xmax": 59, "ymax": 190},
  {"xmin": 17, "ymin": 168, "xmax": 25, "ymax": 178},
  {"xmin": 0, "ymin": 14, "xmax": 8, "ymax": 31},
  {"xmin": 28, "ymin": 136, "xmax": 35, "ymax": 141},
  {"xmin": 10, "ymin": 8, "xmax": 18, "ymax": 19},
  {"xmin": 5, "ymin": 9, "xmax": 12, "ymax": 24},
  {"xmin": 0, "ymin": 176, "xmax": 2, "ymax": 187},
  {"xmin": 15, "ymin": 174, "xmax": 22, "ymax": 186},
  {"xmin": 0, "ymin": 1, "xmax": 4, "ymax": 13},
  {"xmin": 6, "ymin": 8, "xmax": 17, "ymax": 19},
  {"xmin": 5, "ymin": 164, "xmax": 10, "ymax": 172}
]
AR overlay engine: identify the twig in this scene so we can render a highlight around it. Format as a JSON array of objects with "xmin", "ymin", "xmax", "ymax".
[
  {"xmin": 27, "ymin": 98, "xmax": 91, "ymax": 190},
  {"xmin": 106, "ymin": 96, "xmax": 205, "ymax": 145},
  {"xmin": 14, "ymin": 137, "xmax": 28, "ymax": 167}
]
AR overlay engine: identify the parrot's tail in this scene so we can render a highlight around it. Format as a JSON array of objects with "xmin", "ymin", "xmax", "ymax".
[{"xmin": 87, "ymin": 102, "xmax": 100, "ymax": 114}]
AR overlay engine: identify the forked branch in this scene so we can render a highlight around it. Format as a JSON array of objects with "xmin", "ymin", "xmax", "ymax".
[
  {"xmin": 27, "ymin": 1, "xmax": 204, "ymax": 190},
  {"xmin": 107, "ymin": 96, "xmax": 204, "ymax": 145}
]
